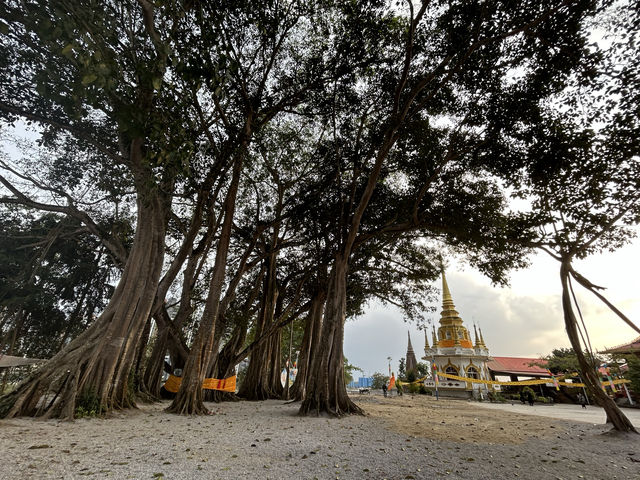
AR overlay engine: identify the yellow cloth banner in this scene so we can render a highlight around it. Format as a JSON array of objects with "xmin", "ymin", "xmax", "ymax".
[
  {"xmin": 163, "ymin": 374, "xmax": 236, "ymax": 393},
  {"xmin": 435, "ymin": 371, "xmax": 629, "ymax": 388},
  {"xmin": 397, "ymin": 376, "xmax": 428, "ymax": 387}
]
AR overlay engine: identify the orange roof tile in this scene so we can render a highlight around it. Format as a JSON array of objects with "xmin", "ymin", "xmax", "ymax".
[
  {"xmin": 487, "ymin": 356, "xmax": 549, "ymax": 376},
  {"xmin": 599, "ymin": 336, "xmax": 640, "ymax": 354}
]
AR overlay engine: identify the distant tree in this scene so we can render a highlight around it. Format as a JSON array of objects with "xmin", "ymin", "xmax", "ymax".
[
  {"xmin": 416, "ymin": 362, "xmax": 429, "ymax": 378},
  {"xmin": 371, "ymin": 372, "xmax": 390, "ymax": 390},
  {"xmin": 0, "ymin": 210, "xmax": 115, "ymax": 359},
  {"xmin": 625, "ymin": 356, "xmax": 640, "ymax": 397},
  {"xmin": 541, "ymin": 348, "xmax": 602, "ymax": 376},
  {"xmin": 343, "ymin": 357, "xmax": 363, "ymax": 386},
  {"xmin": 397, "ymin": 358, "xmax": 406, "ymax": 380}
]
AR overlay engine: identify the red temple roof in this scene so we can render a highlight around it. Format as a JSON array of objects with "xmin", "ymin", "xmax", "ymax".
[
  {"xmin": 599, "ymin": 336, "xmax": 640, "ymax": 355},
  {"xmin": 487, "ymin": 356, "xmax": 549, "ymax": 376}
]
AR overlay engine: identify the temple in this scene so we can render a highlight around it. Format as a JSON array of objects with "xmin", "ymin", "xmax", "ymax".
[{"xmin": 422, "ymin": 271, "xmax": 492, "ymax": 398}]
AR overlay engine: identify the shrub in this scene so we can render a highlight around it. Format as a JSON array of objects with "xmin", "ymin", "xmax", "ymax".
[
  {"xmin": 520, "ymin": 386, "xmax": 535, "ymax": 404},
  {"xmin": 408, "ymin": 383, "xmax": 420, "ymax": 394},
  {"xmin": 488, "ymin": 391, "xmax": 506, "ymax": 403},
  {"xmin": 74, "ymin": 387, "xmax": 102, "ymax": 418}
]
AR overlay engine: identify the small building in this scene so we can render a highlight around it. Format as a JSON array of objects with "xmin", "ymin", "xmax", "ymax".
[
  {"xmin": 599, "ymin": 336, "xmax": 640, "ymax": 359},
  {"xmin": 423, "ymin": 271, "xmax": 491, "ymax": 399},
  {"xmin": 347, "ymin": 377, "xmax": 373, "ymax": 389},
  {"xmin": 487, "ymin": 357, "xmax": 550, "ymax": 382}
]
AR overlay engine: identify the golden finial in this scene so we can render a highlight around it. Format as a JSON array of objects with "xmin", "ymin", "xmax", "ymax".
[{"xmin": 442, "ymin": 270, "xmax": 453, "ymax": 304}]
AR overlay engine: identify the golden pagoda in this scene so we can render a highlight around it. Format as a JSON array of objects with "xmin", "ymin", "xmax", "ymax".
[
  {"xmin": 423, "ymin": 270, "xmax": 492, "ymax": 399},
  {"xmin": 436, "ymin": 272, "xmax": 473, "ymax": 349}
]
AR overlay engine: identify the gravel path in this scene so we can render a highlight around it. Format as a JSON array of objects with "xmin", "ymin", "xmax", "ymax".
[{"xmin": 0, "ymin": 396, "xmax": 639, "ymax": 479}]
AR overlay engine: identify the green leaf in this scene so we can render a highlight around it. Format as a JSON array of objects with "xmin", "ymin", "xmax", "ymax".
[
  {"xmin": 0, "ymin": 21, "xmax": 9, "ymax": 35},
  {"xmin": 81, "ymin": 73, "xmax": 98, "ymax": 86},
  {"xmin": 61, "ymin": 44, "xmax": 74, "ymax": 56},
  {"xmin": 152, "ymin": 77, "xmax": 162, "ymax": 90}
]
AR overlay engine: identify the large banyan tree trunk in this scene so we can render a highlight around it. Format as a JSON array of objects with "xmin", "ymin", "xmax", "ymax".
[
  {"xmin": 299, "ymin": 257, "xmax": 362, "ymax": 416},
  {"xmin": 237, "ymin": 253, "xmax": 283, "ymax": 400},
  {"xmin": 166, "ymin": 157, "xmax": 242, "ymax": 415},
  {"xmin": 141, "ymin": 186, "xmax": 212, "ymax": 397},
  {"xmin": 290, "ymin": 288, "xmax": 325, "ymax": 401},
  {"xmin": 0, "ymin": 190, "xmax": 169, "ymax": 419},
  {"xmin": 141, "ymin": 306, "xmax": 190, "ymax": 398},
  {"xmin": 202, "ymin": 311, "xmax": 231, "ymax": 402},
  {"xmin": 206, "ymin": 323, "xmax": 247, "ymax": 403},
  {"xmin": 133, "ymin": 316, "xmax": 153, "ymax": 399},
  {"xmin": 141, "ymin": 320, "xmax": 170, "ymax": 398},
  {"xmin": 560, "ymin": 259, "xmax": 636, "ymax": 433},
  {"xmin": 207, "ymin": 267, "xmax": 264, "ymax": 403}
]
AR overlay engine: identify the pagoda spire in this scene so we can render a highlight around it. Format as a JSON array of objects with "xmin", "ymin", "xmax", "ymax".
[
  {"xmin": 439, "ymin": 270, "xmax": 464, "ymax": 327},
  {"xmin": 474, "ymin": 324, "xmax": 480, "ymax": 347},
  {"xmin": 424, "ymin": 328, "xmax": 430, "ymax": 350},
  {"xmin": 437, "ymin": 270, "xmax": 475, "ymax": 349},
  {"xmin": 406, "ymin": 331, "xmax": 418, "ymax": 373},
  {"xmin": 442, "ymin": 270, "xmax": 453, "ymax": 303},
  {"xmin": 432, "ymin": 326, "xmax": 438, "ymax": 347},
  {"xmin": 478, "ymin": 326, "xmax": 487, "ymax": 348}
]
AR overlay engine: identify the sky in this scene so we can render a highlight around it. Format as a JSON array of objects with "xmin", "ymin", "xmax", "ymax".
[{"xmin": 344, "ymin": 240, "xmax": 640, "ymax": 378}]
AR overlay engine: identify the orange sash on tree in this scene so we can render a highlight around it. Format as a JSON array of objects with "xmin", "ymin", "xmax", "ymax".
[{"xmin": 163, "ymin": 374, "xmax": 236, "ymax": 393}]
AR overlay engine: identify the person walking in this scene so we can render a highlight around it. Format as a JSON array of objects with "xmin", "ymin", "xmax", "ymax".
[
  {"xmin": 382, "ymin": 383, "xmax": 388, "ymax": 397},
  {"xmin": 577, "ymin": 393, "xmax": 587, "ymax": 409}
]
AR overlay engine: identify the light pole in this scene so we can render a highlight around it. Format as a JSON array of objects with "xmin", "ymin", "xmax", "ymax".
[{"xmin": 387, "ymin": 356, "xmax": 392, "ymax": 377}]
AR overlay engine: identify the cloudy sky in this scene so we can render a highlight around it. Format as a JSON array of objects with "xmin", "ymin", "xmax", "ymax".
[{"xmin": 344, "ymin": 240, "xmax": 640, "ymax": 378}]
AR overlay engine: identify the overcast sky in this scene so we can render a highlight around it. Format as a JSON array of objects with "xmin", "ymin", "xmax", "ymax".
[{"xmin": 344, "ymin": 240, "xmax": 640, "ymax": 378}]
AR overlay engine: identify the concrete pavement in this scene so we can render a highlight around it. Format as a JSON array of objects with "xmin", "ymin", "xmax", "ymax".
[{"xmin": 475, "ymin": 401, "xmax": 640, "ymax": 426}]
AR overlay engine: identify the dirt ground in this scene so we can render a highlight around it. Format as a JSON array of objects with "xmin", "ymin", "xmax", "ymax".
[
  {"xmin": 1, "ymin": 395, "xmax": 639, "ymax": 479},
  {"xmin": 358, "ymin": 394, "xmax": 559, "ymax": 444}
]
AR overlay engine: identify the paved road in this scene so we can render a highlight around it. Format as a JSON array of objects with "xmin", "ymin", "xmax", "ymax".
[{"xmin": 475, "ymin": 401, "xmax": 640, "ymax": 426}]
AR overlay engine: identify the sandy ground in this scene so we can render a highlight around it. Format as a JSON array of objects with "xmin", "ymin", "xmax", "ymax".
[{"xmin": 1, "ymin": 394, "xmax": 639, "ymax": 480}]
